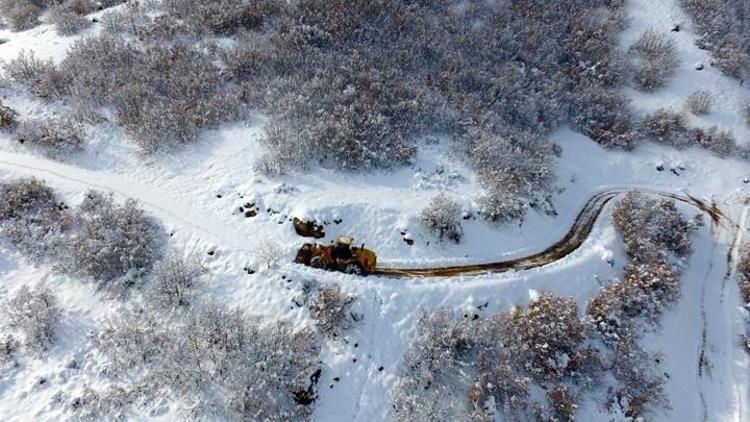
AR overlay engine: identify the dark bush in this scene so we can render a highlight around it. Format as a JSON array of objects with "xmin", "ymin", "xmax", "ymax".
[
  {"xmin": 679, "ymin": 0, "xmax": 750, "ymax": 79},
  {"xmin": 17, "ymin": 117, "xmax": 85, "ymax": 157},
  {"xmin": 0, "ymin": 102, "xmax": 18, "ymax": 130},
  {"xmin": 394, "ymin": 294, "xmax": 601, "ymax": 421},
  {"xmin": 420, "ymin": 194, "xmax": 463, "ymax": 243},
  {"xmin": 611, "ymin": 192, "xmax": 694, "ymax": 263},
  {"xmin": 738, "ymin": 248, "xmax": 750, "ymax": 309},
  {"xmin": 0, "ymin": 178, "xmax": 71, "ymax": 259},
  {"xmin": 69, "ymin": 191, "xmax": 163, "ymax": 285},
  {"xmin": 688, "ymin": 126, "xmax": 737, "ymax": 157},
  {"xmin": 641, "ymin": 108, "xmax": 690, "ymax": 148},
  {"xmin": 3, "ymin": 51, "xmax": 55, "ymax": 84},
  {"xmin": 55, "ymin": 36, "xmax": 245, "ymax": 154},
  {"xmin": 589, "ymin": 261, "xmax": 680, "ymax": 341}
]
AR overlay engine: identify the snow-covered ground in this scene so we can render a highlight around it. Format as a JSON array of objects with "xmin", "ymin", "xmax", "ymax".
[{"xmin": 0, "ymin": 0, "xmax": 749, "ymax": 421}]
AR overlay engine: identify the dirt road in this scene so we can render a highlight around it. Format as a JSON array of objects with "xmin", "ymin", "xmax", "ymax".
[{"xmin": 375, "ymin": 189, "xmax": 732, "ymax": 278}]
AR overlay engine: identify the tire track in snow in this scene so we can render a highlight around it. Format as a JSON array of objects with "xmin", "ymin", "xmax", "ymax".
[
  {"xmin": 377, "ymin": 189, "xmax": 733, "ymax": 278},
  {"xmin": 0, "ymin": 155, "xmax": 258, "ymax": 255}
]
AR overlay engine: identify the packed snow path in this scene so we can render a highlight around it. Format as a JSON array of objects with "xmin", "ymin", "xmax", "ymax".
[{"xmin": 0, "ymin": 152, "xmax": 738, "ymax": 279}]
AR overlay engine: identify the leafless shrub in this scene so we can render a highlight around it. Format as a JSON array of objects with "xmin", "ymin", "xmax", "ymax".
[
  {"xmin": 0, "ymin": 1, "xmax": 43, "ymax": 31},
  {"xmin": 546, "ymin": 385, "xmax": 577, "ymax": 422},
  {"xmin": 605, "ymin": 334, "xmax": 669, "ymax": 419},
  {"xmin": 17, "ymin": 117, "xmax": 85, "ymax": 157},
  {"xmin": 680, "ymin": 0, "xmax": 750, "ymax": 79},
  {"xmin": 162, "ymin": 0, "xmax": 279, "ymax": 35},
  {"xmin": 308, "ymin": 284, "xmax": 357, "ymax": 337},
  {"xmin": 687, "ymin": 126, "xmax": 737, "ymax": 157},
  {"xmin": 66, "ymin": 0, "xmax": 99, "ymax": 14},
  {"xmin": 69, "ymin": 191, "xmax": 163, "ymax": 285},
  {"xmin": 48, "ymin": 3, "xmax": 91, "ymax": 35},
  {"xmin": 421, "ymin": 194, "xmax": 463, "ymax": 243},
  {"xmin": 256, "ymin": 238, "xmax": 284, "ymax": 270},
  {"xmin": 641, "ymin": 108, "xmax": 690, "ymax": 148},
  {"xmin": 0, "ymin": 334, "xmax": 18, "ymax": 364},
  {"xmin": 148, "ymin": 254, "xmax": 205, "ymax": 310},
  {"xmin": 95, "ymin": 303, "xmax": 321, "ymax": 420},
  {"xmin": 394, "ymin": 294, "xmax": 601, "ymax": 421},
  {"xmin": 57, "ymin": 36, "xmax": 244, "ymax": 154},
  {"xmin": 392, "ymin": 310, "xmax": 478, "ymax": 421},
  {"xmin": 3, "ymin": 284, "xmax": 62, "ymax": 351},
  {"xmin": 629, "ymin": 30, "xmax": 678, "ymax": 91},
  {"xmin": 3, "ymin": 50, "xmax": 55, "ymax": 84},
  {"xmin": 0, "ymin": 102, "xmax": 18, "ymax": 130},
  {"xmin": 0, "ymin": 177, "xmax": 71, "ymax": 259},
  {"xmin": 464, "ymin": 128, "xmax": 556, "ymax": 223},
  {"xmin": 738, "ymin": 247, "xmax": 750, "ymax": 309},
  {"xmin": 612, "ymin": 192, "xmax": 693, "ymax": 264},
  {"xmin": 685, "ymin": 91, "xmax": 714, "ymax": 115},
  {"xmin": 570, "ymin": 84, "xmax": 637, "ymax": 150},
  {"xmin": 589, "ymin": 261, "xmax": 680, "ymax": 342}
]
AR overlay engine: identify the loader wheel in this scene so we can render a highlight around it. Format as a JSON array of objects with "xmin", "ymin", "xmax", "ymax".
[
  {"xmin": 343, "ymin": 263, "xmax": 363, "ymax": 276},
  {"xmin": 310, "ymin": 256, "xmax": 326, "ymax": 269}
]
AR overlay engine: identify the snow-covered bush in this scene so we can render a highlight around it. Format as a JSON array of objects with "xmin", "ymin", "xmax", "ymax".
[
  {"xmin": 685, "ymin": 90, "xmax": 714, "ymax": 115},
  {"xmin": 17, "ymin": 117, "xmax": 85, "ymax": 157},
  {"xmin": 0, "ymin": 101, "xmax": 17, "ymax": 130},
  {"xmin": 3, "ymin": 284, "xmax": 62, "ymax": 352},
  {"xmin": 420, "ymin": 194, "xmax": 463, "ymax": 243},
  {"xmin": 392, "ymin": 310, "xmax": 479, "ymax": 421},
  {"xmin": 629, "ymin": 30, "xmax": 678, "ymax": 91},
  {"xmin": 569, "ymin": 84, "xmax": 637, "ymax": 150},
  {"xmin": 679, "ymin": 0, "xmax": 750, "ymax": 79},
  {"xmin": 0, "ymin": 334, "xmax": 18, "ymax": 364},
  {"xmin": 148, "ymin": 254, "xmax": 205, "ymax": 309},
  {"xmin": 53, "ymin": 36, "xmax": 245, "ymax": 154},
  {"xmin": 0, "ymin": 0, "xmax": 43, "ymax": 31},
  {"xmin": 464, "ymin": 129, "xmax": 556, "ymax": 223},
  {"xmin": 47, "ymin": 3, "xmax": 91, "ymax": 35},
  {"xmin": 641, "ymin": 108, "xmax": 690, "ymax": 148},
  {"xmin": 642, "ymin": 109, "xmax": 739, "ymax": 157},
  {"xmin": 308, "ymin": 284, "xmax": 357, "ymax": 337},
  {"xmin": 3, "ymin": 50, "xmax": 55, "ymax": 84},
  {"xmin": 0, "ymin": 177, "xmax": 71, "ymax": 259},
  {"xmin": 162, "ymin": 0, "xmax": 275, "ymax": 35},
  {"xmin": 394, "ymin": 294, "xmax": 600, "ymax": 421},
  {"xmin": 611, "ymin": 192, "xmax": 693, "ymax": 264},
  {"xmin": 738, "ymin": 247, "xmax": 750, "ymax": 309},
  {"xmin": 589, "ymin": 261, "xmax": 680, "ymax": 341},
  {"xmin": 256, "ymin": 238, "xmax": 284, "ymax": 270},
  {"xmin": 605, "ymin": 334, "xmax": 669, "ymax": 419},
  {"xmin": 688, "ymin": 126, "xmax": 737, "ymax": 158},
  {"xmin": 69, "ymin": 191, "xmax": 163, "ymax": 285},
  {"xmin": 95, "ymin": 303, "xmax": 321, "ymax": 420}
]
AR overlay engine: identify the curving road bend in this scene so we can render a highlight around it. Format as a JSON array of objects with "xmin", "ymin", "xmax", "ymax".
[{"xmin": 375, "ymin": 189, "xmax": 734, "ymax": 278}]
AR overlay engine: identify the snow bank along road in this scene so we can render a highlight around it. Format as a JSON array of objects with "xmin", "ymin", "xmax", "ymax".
[{"xmin": 0, "ymin": 152, "xmax": 741, "ymax": 279}]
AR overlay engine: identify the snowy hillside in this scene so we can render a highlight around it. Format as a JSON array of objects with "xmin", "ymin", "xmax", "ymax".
[{"xmin": 0, "ymin": 0, "xmax": 748, "ymax": 421}]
